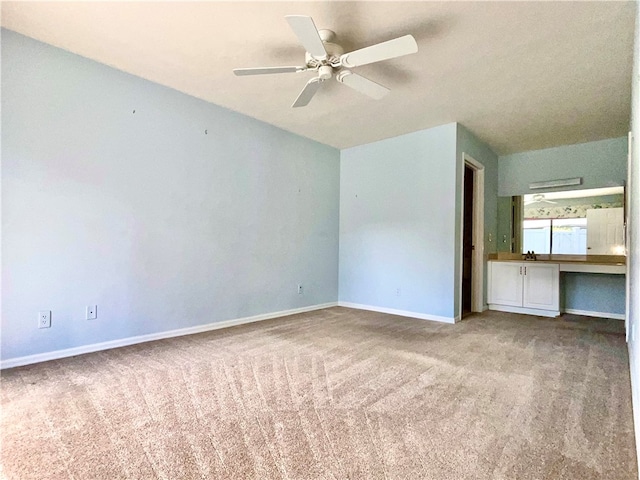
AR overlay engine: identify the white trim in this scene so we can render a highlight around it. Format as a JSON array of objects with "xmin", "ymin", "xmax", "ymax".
[
  {"xmin": 488, "ymin": 304, "xmax": 560, "ymax": 318},
  {"xmin": 627, "ymin": 130, "xmax": 633, "ymax": 341},
  {"xmin": 338, "ymin": 302, "xmax": 457, "ymax": 324},
  {"xmin": 629, "ymin": 344, "xmax": 640, "ymax": 480},
  {"xmin": 563, "ymin": 308, "xmax": 626, "ymax": 320},
  {"xmin": 460, "ymin": 153, "xmax": 485, "ymax": 315},
  {"xmin": 0, "ymin": 302, "xmax": 338, "ymax": 369}
]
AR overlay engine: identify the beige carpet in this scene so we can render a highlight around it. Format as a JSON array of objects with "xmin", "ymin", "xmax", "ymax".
[{"xmin": 1, "ymin": 307, "xmax": 636, "ymax": 479}]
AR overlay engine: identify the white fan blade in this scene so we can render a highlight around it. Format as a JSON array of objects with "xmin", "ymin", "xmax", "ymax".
[
  {"xmin": 285, "ymin": 15, "xmax": 327, "ymax": 60},
  {"xmin": 292, "ymin": 78, "xmax": 323, "ymax": 108},
  {"xmin": 525, "ymin": 198, "xmax": 556, "ymax": 205},
  {"xmin": 340, "ymin": 35, "xmax": 418, "ymax": 68},
  {"xmin": 336, "ymin": 71, "xmax": 390, "ymax": 99},
  {"xmin": 234, "ymin": 66, "xmax": 306, "ymax": 76}
]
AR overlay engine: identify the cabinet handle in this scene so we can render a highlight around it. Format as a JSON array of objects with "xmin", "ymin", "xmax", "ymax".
[
  {"xmin": 524, "ymin": 266, "xmax": 527, "ymax": 275},
  {"xmin": 519, "ymin": 266, "xmax": 522, "ymax": 275}
]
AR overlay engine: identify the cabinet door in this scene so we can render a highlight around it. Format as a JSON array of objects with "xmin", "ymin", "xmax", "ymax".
[
  {"xmin": 522, "ymin": 263, "xmax": 559, "ymax": 311},
  {"xmin": 489, "ymin": 262, "xmax": 523, "ymax": 307}
]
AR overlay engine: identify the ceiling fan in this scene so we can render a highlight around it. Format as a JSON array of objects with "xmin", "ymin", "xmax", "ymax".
[
  {"xmin": 525, "ymin": 194, "xmax": 558, "ymax": 205},
  {"xmin": 233, "ymin": 15, "xmax": 418, "ymax": 108}
]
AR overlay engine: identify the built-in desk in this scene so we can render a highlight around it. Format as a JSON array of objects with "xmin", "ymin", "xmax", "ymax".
[
  {"xmin": 559, "ymin": 263, "xmax": 625, "ymax": 274},
  {"xmin": 487, "ymin": 254, "xmax": 625, "ymax": 318}
]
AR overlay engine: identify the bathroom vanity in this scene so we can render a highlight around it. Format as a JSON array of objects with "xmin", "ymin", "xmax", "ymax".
[{"xmin": 488, "ymin": 255, "xmax": 625, "ymax": 317}]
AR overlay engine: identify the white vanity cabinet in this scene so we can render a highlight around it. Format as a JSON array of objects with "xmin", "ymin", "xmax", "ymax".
[{"xmin": 488, "ymin": 261, "xmax": 560, "ymax": 317}]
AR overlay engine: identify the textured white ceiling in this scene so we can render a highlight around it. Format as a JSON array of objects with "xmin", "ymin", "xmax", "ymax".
[{"xmin": 1, "ymin": 1, "xmax": 635, "ymax": 154}]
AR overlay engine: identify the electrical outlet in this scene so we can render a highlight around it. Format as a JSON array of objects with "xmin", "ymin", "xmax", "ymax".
[
  {"xmin": 297, "ymin": 284, "xmax": 303, "ymax": 295},
  {"xmin": 86, "ymin": 305, "xmax": 97, "ymax": 320},
  {"xmin": 38, "ymin": 311, "xmax": 51, "ymax": 329}
]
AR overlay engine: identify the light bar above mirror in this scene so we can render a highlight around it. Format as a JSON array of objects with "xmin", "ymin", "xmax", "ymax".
[{"xmin": 529, "ymin": 177, "xmax": 582, "ymax": 190}]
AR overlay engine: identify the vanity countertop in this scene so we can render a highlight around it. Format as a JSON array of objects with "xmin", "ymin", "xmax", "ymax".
[{"xmin": 488, "ymin": 253, "xmax": 626, "ymax": 266}]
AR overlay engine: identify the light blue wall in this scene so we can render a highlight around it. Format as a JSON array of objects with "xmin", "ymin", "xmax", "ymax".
[
  {"xmin": 456, "ymin": 125, "xmax": 500, "ymax": 311},
  {"xmin": 496, "ymin": 197, "xmax": 512, "ymax": 252},
  {"xmin": 499, "ymin": 137, "xmax": 628, "ymax": 197},
  {"xmin": 562, "ymin": 273, "xmax": 626, "ymax": 315},
  {"xmin": 338, "ymin": 123, "xmax": 499, "ymax": 320},
  {"xmin": 1, "ymin": 30, "xmax": 340, "ymax": 361},
  {"xmin": 339, "ymin": 124, "xmax": 459, "ymax": 319}
]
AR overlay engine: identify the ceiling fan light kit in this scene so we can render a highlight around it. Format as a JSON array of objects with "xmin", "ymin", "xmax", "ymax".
[{"xmin": 233, "ymin": 15, "xmax": 418, "ymax": 108}]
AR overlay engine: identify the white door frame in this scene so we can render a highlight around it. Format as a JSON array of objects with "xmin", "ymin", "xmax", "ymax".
[
  {"xmin": 625, "ymin": 131, "xmax": 632, "ymax": 342},
  {"xmin": 459, "ymin": 153, "xmax": 485, "ymax": 315}
]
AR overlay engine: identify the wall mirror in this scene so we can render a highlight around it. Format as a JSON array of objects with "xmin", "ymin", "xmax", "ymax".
[{"xmin": 503, "ymin": 186, "xmax": 625, "ymax": 256}]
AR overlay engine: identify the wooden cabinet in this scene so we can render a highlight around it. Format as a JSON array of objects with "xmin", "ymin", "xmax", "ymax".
[{"xmin": 488, "ymin": 261, "xmax": 559, "ymax": 317}]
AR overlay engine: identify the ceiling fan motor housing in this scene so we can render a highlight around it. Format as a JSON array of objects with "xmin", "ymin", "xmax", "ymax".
[{"xmin": 304, "ymin": 29, "xmax": 344, "ymax": 70}]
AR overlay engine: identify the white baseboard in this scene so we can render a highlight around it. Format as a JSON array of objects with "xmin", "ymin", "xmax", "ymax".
[
  {"xmin": 629, "ymin": 342, "xmax": 640, "ymax": 480},
  {"xmin": 338, "ymin": 302, "xmax": 457, "ymax": 324},
  {"xmin": 488, "ymin": 304, "xmax": 560, "ymax": 318},
  {"xmin": 563, "ymin": 308, "xmax": 625, "ymax": 320},
  {"xmin": 0, "ymin": 302, "xmax": 338, "ymax": 370}
]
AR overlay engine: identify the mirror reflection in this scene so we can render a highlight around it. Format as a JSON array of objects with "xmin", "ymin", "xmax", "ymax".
[{"xmin": 507, "ymin": 186, "xmax": 625, "ymax": 256}]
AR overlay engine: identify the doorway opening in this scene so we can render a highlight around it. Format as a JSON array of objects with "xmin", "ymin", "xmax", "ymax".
[
  {"xmin": 459, "ymin": 154, "xmax": 485, "ymax": 318},
  {"xmin": 462, "ymin": 165, "xmax": 474, "ymax": 316}
]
